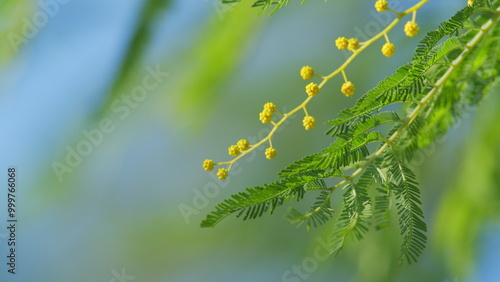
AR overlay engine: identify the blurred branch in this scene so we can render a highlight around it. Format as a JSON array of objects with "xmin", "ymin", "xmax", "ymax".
[
  {"xmin": 222, "ymin": 0, "xmax": 307, "ymax": 15},
  {"xmin": 92, "ymin": 0, "xmax": 171, "ymax": 119},
  {"xmin": 168, "ymin": 4, "xmax": 266, "ymax": 133}
]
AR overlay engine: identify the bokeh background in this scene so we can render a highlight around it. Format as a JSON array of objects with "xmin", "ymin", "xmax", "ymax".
[{"xmin": 0, "ymin": 0, "xmax": 499, "ymax": 281}]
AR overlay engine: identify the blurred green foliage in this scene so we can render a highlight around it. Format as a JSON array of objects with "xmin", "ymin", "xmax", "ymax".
[
  {"xmin": 0, "ymin": 0, "xmax": 32, "ymax": 63},
  {"xmin": 434, "ymin": 84, "xmax": 500, "ymax": 277},
  {"xmin": 169, "ymin": 3, "xmax": 267, "ymax": 133}
]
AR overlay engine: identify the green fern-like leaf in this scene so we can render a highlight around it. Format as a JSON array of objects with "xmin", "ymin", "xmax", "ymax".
[
  {"xmin": 374, "ymin": 185, "xmax": 391, "ymax": 230},
  {"xmin": 287, "ymin": 187, "xmax": 334, "ymax": 230},
  {"xmin": 203, "ymin": 0, "xmax": 500, "ymax": 265},
  {"xmin": 384, "ymin": 150, "xmax": 427, "ymax": 264},
  {"xmin": 200, "ymin": 178, "xmax": 305, "ymax": 227},
  {"xmin": 330, "ymin": 171, "xmax": 373, "ymax": 255}
]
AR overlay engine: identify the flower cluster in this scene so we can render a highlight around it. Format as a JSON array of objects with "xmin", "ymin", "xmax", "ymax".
[
  {"xmin": 237, "ymin": 139, "xmax": 250, "ymax": 151},
  {"xmin": 303, "ymin": 116, "xmax": 316, "ymax": 130},
  {"xmin": 203, "ymin": 0, "xmax": 428, "ymax": 180},
  {"xmin": 341, "ymin": 81, "xmax": 355, "ymax": 97},
  {"xmin": 347, "ymin": 38, "xmax": 359, "ymax": 52},
  {"xmin": 375, "ymin": 0, "xmax": 389, "ymax": 12},
  {"xmin": 330, "ymin": 0, "xmax": 424, "ymax": 97},
  {"xmin": 335, "ymin": 37, "xmax": 349, "ymax": 50},
  {"xmin": 259, "ymin": 102, "xmax": 277, "ymax": 123},
  {"xmin": 382, "ymin": 42, "xmax": 396, "ymax": 57},
  {"xmin": 404, "ymin": 21, "xmax": 419, "ymax": 37},
  {"xmin": 202, "ymin": 138, "xmax": 253, "ymax": 179},
  {"xmin": 300, "ymin": 66, "xmax": 314, "ymax": 80},
  {"xmin": 265, "ymin": 147, "xmax": 277, "ymax": 159},
  {"xmin": 217, "ymin": 168, "xmax": 228, "ymax": 180},
  {"xmin": 228, "ymin": 145, "xmax": 239, "ymax": 157},
  {"xmin": 305, "ymin": 83, "xmax": 320, "ymax": 97},
  {"xmin": 202, "ymin": 159, "xmax": 214, "ymax": 171}
]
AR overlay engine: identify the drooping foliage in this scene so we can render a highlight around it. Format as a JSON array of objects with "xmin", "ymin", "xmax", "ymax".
[{"xmin": 203, "ymin": 0, "xmax": 500, "ymax": 264}]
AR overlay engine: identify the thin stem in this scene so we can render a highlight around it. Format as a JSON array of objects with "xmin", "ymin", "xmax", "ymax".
[
  {"xmin": 384, "ymin": 33, "xmax": 390, "ymax": 43},
  {"xmin": 215, "ymin": 0, "xmax": 431, "ymax": 173},
  {"xmin": 388, "ymin": 7, "xmax": 402, "ymax": 16},
  {"xmin": 341, "ymin": 70, "xmax": 348, "ymax": 83}
]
